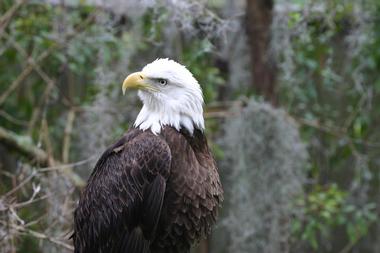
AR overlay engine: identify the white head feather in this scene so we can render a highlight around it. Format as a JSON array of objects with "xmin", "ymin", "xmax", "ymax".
[{"xmin": 134, "ymin": 58, "xmax": 204, "ymax": 135}]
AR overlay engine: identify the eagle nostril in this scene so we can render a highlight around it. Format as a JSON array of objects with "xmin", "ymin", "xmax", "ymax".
[{"xmin": 139, "ymin": 75, "xmax": 143, "ymax": 79}]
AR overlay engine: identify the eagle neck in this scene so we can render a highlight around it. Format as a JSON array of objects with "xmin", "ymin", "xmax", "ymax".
[{"xmin": 134, "ymin": 92, "xmax": 205, "ymax": 135}]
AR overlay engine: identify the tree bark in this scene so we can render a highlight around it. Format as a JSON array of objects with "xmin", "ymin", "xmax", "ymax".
[{"xmin": 245, "ymin": 0, "xmax": 278, "ymax": 105}]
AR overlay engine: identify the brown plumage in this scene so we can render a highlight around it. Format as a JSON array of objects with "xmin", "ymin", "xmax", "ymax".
[{"xmin": 72, "ymin": 126, "xmax": 223, "ymax": 253}]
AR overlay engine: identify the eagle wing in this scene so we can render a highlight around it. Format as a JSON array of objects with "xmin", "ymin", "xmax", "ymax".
[{"xmin": 73, "ymin": 130, "xmax": 171, "ymax": 253}]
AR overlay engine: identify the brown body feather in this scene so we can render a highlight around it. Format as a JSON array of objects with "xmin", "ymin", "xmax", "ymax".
[{"xmin": 73, "ymin": 126, "xmax": 223, "ymax": 253}]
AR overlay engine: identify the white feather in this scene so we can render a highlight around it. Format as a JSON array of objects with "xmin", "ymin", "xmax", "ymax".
[{"xmin": 133, "ymin": 58, "xmax": 204, "ymax": 135}]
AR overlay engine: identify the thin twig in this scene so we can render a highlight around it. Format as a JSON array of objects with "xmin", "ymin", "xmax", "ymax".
[
  {"xmin": 27, "ymin": 83, "xmax": 54, "ymax": 138},
  {"xmin": 0, "ymin": 64, "xmax": 35, "ymax": 107},
  {"xmin": 3, "ymin": 32, "xmax": 56, "ymax": 87},
  {"xmin": 11, "ymin": 224, "xmax": 74, "ymax": 251},
  {"xmin": 204, "ymin": 99, "xmax": 380, "ymax": 148},
  {"xmin": 0, "ymin": 126, "xmax": 86, "ymax": 186},
  {"xmin": 2, "ymin": 171, "xmax": 36, "ymax": 198},
  {"xmin": 40, "ymin": 111, "xmax": 55, "ymax": 162},
  {"xmin": 342, "ymin": 94, "xmax": 367, "ymax": 132},
  {"xmin": 295, "ymin": 117, "xmax": 345, "ymax": 137},
  {"xmin": 0, "ymin": 0, "xmax": 28, "ymax": 36},
  {"xmin": 0, "ymin": 110, "xmax": 28, "ymax": 126},
  {"xmin": 62, "ymin": 109, "xmax": 76, "ymax": 163},
  {"xmin": 0, "ymin": 11, "xmax": 98, "ymax": 107},
  {"xmin": 338, "ymin": 236, "xmax": 361, "ymax": 253},
  {"xmin": 0, "ymin": 45, "xmax": 56, "ymax": 107},
  {"xmin": 37, "ymin": 155, "xmax": 98, "ymax": 173},
  {"xmin": 13, "ymin": 194, "xmax": 49, "ymax": 209}
]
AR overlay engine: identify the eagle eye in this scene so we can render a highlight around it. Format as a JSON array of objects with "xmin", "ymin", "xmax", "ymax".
[{"xmin": 158, "ymin": 79, "xmax": 167, "ymax": 86}]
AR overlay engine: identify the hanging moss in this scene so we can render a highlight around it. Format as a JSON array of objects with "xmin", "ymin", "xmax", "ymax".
[{"xmin": 216, "ymin": 99, "xmax": 308, "ymax": 253}]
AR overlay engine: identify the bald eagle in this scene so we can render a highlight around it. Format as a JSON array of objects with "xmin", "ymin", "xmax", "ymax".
[{"xmin": 73, "ymin": 59, "xmax": 223, "ymax": 253}]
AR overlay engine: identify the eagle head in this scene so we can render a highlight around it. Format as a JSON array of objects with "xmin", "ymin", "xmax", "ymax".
[{"xmin": 122, "ymin": 58, "xmax": 204, "ymax": 135}]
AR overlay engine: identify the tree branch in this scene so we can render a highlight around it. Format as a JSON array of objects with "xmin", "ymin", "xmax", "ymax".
[
  {"xmin": 0, "ymin": 126, "xmax": 85, "ymax": 187},
  {"xmin": 0, "ymin": 0, "xmax": 27, "ymax": 36},
  {"xmin": 62, "ymin": 109, "xmax": 76, "ymax": 163},
  {"xmin": 0, "ymin": 126, "xmax": 50, "ymax": 166},
  {"xmin": 11, "ymin": 224, "xmax": 74, "ymax": 251}
]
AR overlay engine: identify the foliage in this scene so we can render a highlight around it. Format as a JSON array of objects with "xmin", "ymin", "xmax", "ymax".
[
  {"xmin": 134, "ymin": 5, "xmax": 226, "ymax": 102},
  {"xmin": 181, "ymin": 39, "xmax": 224, "ymax": 102},
  {"xmin": 1, "ymin": 0, "xmax": 380, "ymax": 252},
  {"xmin": 292, "ymin": 184, "xmax": 377, "ymax": 250},
  {"xmin": 272, "ymin": 0, "xmax": 380, "ymax": 251}
]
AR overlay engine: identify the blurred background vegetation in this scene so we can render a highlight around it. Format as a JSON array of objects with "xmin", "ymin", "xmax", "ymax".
[{"xmin": 0, "ymin": 0, "xmax": 379, "ymax": 252}]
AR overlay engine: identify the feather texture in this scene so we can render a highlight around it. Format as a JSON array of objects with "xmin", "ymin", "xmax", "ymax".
[{"xmin": 73, "ymin": 126, "xmax": 223, "ymax": 253}]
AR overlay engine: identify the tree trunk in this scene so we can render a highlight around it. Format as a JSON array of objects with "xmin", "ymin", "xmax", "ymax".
[{"xmin": 245, "ymin": 0, "xmax": 278, "ymax": 105}]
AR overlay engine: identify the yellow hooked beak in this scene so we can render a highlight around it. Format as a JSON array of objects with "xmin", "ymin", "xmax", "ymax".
[{"xmin": 122, "ymin": 72, "xmax": 158, "ymax": 95}]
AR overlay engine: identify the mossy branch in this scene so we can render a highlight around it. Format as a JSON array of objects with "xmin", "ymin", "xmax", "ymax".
[
  {"xmin": 0, "ymin": 126, "xmax": 85, "ymax": 187},
  {"xmin": 0, "ymin": 126, "xmax": 51, "ymax": 166}
]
